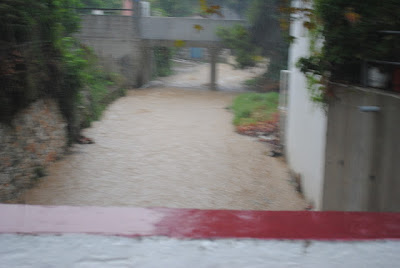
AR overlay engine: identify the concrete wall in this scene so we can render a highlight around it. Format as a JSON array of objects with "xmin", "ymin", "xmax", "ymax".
[
  {"xmin": 323, "ymin": 84, "xmax": 400, "ymax": 211},
  {"xmin": 75, "ymin": 15, "xmax": 243, "ymax": 86},
  {"xmin": 0, "ymin": 100, "xmax": 67, "ymax": 201},
  {"xmin": 286, "ymin": 3, "xmax": 399, "ymax": 211},
  {"xmin": 75, "ymin": 15, "xmax": 151, "ymax": 87},
  {"xmin": 140, "ymin": 17, "xmax": 245, "ymax": 46},
  {"xmin": 285, "ymin": 7, "xmax": 327, "ymax": 209}
]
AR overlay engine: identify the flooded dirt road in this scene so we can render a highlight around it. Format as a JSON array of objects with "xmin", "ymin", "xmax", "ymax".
[
  {"xmin": 19, "ymin": 87, "xmax": 306, "ymax": 210},
  {"xmin": 153, "ymin": 59, "xmax": 266, "ymax": 92}
]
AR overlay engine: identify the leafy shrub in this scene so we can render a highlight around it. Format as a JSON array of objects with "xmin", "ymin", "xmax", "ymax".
[
  {"xmin": 248, "ymin": 0, "xmax": 290, "ymax": 83},
  {"xmin": 217, "ymin": 25, "xmax": 259, "ymax": 68},
  {"xmin": 154, "ymin": 47, "xmax": 173, "ymax": 77},
  {"xmin": 61, "ymin": 39, "xmax": 126, "ymax": 129}
]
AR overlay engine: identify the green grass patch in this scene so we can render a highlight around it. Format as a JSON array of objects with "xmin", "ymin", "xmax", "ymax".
[
  {"xmin": 244, "ymin": 78, "xmax": 258, "ymax": 87},
  {"xmin": 231, "ymin": 92, "xmax": 279, "ymax": 126}
]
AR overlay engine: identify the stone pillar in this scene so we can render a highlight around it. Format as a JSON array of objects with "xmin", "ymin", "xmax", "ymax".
[{"xmin": 209, "ymin": 47, "xmax": 220, "ymax": 90}]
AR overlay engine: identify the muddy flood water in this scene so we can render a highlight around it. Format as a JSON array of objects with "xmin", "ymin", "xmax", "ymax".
[{"xmin": 17, "ymin": 86, "xmax": 306, "ymax": 210}]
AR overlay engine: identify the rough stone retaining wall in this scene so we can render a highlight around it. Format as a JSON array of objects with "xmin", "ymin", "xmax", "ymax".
[{"xmin": 0, "ymin": 99, "xmax": 67, "ymax": 201}]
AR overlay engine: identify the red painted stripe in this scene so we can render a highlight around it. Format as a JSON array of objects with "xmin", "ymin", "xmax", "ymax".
[{"xmin": 0, "ymin": 205, "xmax": 399, "ymax": 240}]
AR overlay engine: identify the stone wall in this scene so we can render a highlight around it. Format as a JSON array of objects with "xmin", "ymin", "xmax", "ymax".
[{"xmin": 0, "ymin": 99, "xmax": 67, "ymax": 201}]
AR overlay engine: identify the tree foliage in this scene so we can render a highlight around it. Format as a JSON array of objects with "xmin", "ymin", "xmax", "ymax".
[
  {"xmin": 247, "ymin": 0, "xmax": 290, "ymax": 82},
  {"xmin": 147, "ymin": 0, "xmax": 198, "ymax": 17},
  {"xmin": 215, "ymin": 0, "xmax": 290, "ymax": 87},
  {"xmin": 217, "ymin": 25, "xmax": 259, "ymax": 68},
  {"xmin": 147, "ymin": 0, "xmax": 253, "ymax": 17},
  {"xmin": 0, "ymin": 0, "xmax": 81, "ymax": 122},
  {"xmin": 0, "ymin": 0, "xmax": 123, "ymax": 141},
  {"xmin": 80, "ymin": 0, "xmax": 121, "ymax": 9}
]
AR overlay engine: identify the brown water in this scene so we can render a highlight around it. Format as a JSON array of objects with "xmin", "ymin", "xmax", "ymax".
[
  {"xmin": 157, "ymin": 59, "xmax": 266, "ymax": 91},
  {"xmin": 18, "ymin": 88, "xmax": 306, "ymax": 210}
]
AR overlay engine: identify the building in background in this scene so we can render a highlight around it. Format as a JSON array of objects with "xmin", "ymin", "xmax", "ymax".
[
  {"xmin": 122, "ymin": 0, "xmax": 133, "ymax": 16},
  {"xmin": 122, "ymin": 0, "xmax": 150, "ymax": 17}
]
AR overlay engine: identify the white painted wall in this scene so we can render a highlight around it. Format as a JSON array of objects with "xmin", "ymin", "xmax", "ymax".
[
  {"xmin": 1, "ymin": 234, "xmax": 399, "ymax": 267},
  {"xmin": 140, "ymin": 1, "xmax": 150, "ymax": 17},
  {"xmin": 285, "ymin": 3, "xmax": 327, "ymax": 210}
]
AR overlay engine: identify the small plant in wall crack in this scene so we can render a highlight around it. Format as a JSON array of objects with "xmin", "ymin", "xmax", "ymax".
[{"xmin": 305, "ymin": 74, "xmax": 328, "ymax": 110}]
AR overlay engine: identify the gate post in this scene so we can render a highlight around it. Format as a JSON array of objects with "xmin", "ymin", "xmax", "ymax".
[{"xmin": 209, "ymin": 47, "xmax": 220, "ymax": 90}]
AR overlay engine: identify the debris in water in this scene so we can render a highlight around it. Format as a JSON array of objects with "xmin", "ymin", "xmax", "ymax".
[
  {"xmin": 77, "ymin": 135, "xmax": 94, "ymax": 144},
  {"xmin": 236, "ymin": 113, "xmax": 283, "ymax": 156}
]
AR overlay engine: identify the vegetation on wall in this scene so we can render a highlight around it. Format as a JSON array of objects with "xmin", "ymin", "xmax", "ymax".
[
  {"xmin": 62, "ymin": 38, "xmax": 125, "ymax": 129},
  {"xmin": 0, "ymin": 0, "xmax": 125, "ymax": 142},
  {"xmin": 0, "ymin": 0, "xmax": 80, "ymax": 123},
  {"xmin": 295, "ymin": 0, "xmax": 400, "ymax": 99}
]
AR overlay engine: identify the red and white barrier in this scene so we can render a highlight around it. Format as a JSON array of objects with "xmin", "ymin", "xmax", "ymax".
[{"xmin": 1, "ymin": 205, "xmax": 399, "ymax": 267}]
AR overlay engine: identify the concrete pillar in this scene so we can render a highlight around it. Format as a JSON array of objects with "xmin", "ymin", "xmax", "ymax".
[
  {"xmin": 142, "ymin": 44, "xmax": 153, "ymax": 83},
  {"xmin": 279, "ymin": 70, "xmax": 290, "ymax": 150},
  {"xmin": 209, "ymin": 47, "xmax": 220, "ymax": 90},
  {"xmin": 132, "ymin": 0, "xmax": 140, "ymax": 16}
]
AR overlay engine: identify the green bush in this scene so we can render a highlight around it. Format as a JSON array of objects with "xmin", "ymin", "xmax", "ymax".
[
  {"xmin": 217, "ymin": 25, "xmax": 259, "ymax": 68},
  {"xmin": 154, "ymin": 47, "xmax": 173, "ymax": 77},
  {"xmin": 248, "ymin": 0, "xmax": 290, "ymax": 83},
  {"xmin": 63, "ymin": 40, "xmax": 126, "ymax": 129}
]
